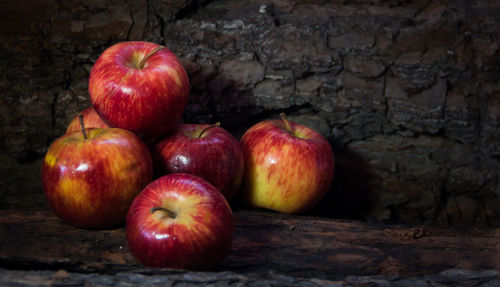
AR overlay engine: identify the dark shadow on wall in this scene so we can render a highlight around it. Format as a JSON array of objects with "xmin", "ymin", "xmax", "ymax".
[
  {"xmin": 180, "ymin": 67, "xmax": 379, "ymax": 220},
  {"xmin": 308, "ymin": 144, "xmax": 378, "ymax": 221}
]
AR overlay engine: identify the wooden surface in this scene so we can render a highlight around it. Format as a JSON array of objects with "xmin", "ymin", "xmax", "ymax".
[
  {"xmin": 1, "ymin": 268, "xmax": 499, "ymax": 287},
  {"xmin": 0, "ymin": 209, "xmax": 498, "ymax": 283}
]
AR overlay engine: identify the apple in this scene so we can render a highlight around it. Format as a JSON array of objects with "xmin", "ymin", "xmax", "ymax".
[
  {"xmin": 42, "ymin": 115, "xmax": 153, "ymax": 229},
  {"xmin": 66, "ymin": 106, "xmax": 109, "ymax": 133},
  {"xmin": 239, "ymin": 113, "xmax": 335, "ymax": 214},
  {"xmin": 153, "ymin": 123, "xmax": 244, "ymax": 201},
  {"xmin": 125, "ymin": 173, "xmax": 234, "ymax": 270},
  {"xmin": 88, "ymin": 41, "xmax": 190, "ymax": 138}
]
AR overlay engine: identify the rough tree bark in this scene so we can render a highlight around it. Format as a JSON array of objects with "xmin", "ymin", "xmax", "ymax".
[{"xmin": 1, "ymin": 0, "xmax": 499, "ymax": 226}]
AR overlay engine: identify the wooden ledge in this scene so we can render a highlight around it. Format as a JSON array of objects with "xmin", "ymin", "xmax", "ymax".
[{"xmin": 0, "ymin": 209, "xmax": 498, "ymax": 281}]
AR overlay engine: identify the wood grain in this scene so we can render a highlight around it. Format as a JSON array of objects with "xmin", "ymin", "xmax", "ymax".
[{"xmin": 0, "ymin": 209, "xmax": 498, "ymax": 280}]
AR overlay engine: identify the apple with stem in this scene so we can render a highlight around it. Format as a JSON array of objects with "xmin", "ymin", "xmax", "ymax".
[
  {"xmin": 66, "ymin": 106, "xmax": 109, "ymax": 133},
  {"xmin": 42, "ymin": 114, "xmax": 153, "ymax": 229},
  {"xmin": 125, "ymin": 173, "xmax": 234, "ymax": 270},
  {"xmin": 153, "ymin": 123, "xmax": 244, "ymax": 201},
  {"xmin": 239, "ymin": 113, "xmax": 335, "ymax": 214},
  {"xmin": 89, "ymin": 41, "xmax": 190, "ymax": 138}
]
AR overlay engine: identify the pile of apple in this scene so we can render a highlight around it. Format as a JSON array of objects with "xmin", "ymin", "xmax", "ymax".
[{"xmin": 42, "ymin": 41, "xmax": 335, "ymax": 270}]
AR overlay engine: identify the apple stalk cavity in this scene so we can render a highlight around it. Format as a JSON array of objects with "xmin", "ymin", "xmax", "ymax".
[
  {"xmin": 198, "ymin": 122, "xmax": 221, "ymax": 138},
  {"xmin": 151, "ymin": 206, "xmax": 177, "ymax": 219},
  {"xmin": 279, "ymin": 112, "xmax": 292, "ymax": 133},
  {"xmin": 137, "ymin": 45, "xmax": 164, "ymax": 69}
]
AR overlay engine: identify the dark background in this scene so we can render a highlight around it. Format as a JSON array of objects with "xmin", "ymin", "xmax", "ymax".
[{"xmin": 0, "ymin": 0, "xmax": 499, "ymax": 226}]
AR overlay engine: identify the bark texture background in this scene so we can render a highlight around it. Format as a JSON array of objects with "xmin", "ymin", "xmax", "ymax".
[{"xmin": 0, "ymin": 0, "xmax": 499, "ymax": 226}]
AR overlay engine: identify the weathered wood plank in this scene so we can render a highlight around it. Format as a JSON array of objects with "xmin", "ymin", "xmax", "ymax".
[
  {"xmin": 0, "ymin": 209, "xmax": 498, "ymax": 280},
  {"xmin": 0, "ymin": 268, "xmax": 499, "ymax": 287}
]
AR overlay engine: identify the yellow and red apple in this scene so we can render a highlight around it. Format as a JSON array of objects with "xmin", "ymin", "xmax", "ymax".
[
  {"xmin": 42, "ymin": 125, "xmax": 153, "ymax": 229},
  {"xmin": 89, "ymin": 41, "xmax": 190, "ymax": 138},
  {"xmin": 239, "ymin": 114, "xmax": 335, "ymax": 214},
  {"xmin": 125, "ymin": 173, "xmax": 234, "ymax": 270}
]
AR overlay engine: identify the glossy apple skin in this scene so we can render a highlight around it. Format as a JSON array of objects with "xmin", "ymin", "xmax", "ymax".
[
  {"xmin": 239, "ymin": 119, "xmax": 335, "ymax": 214},
  {"xmin": 126, "ymin": 173, "xmax": 234, "ymax": 270},
  {"xmin": 89, "ymin": 41, "xmax": 190, "ymax": 138},
  {"xmin": 66, "ymin": 106, "xmax": 110, "ymax": 133},
  {"xmin": 42, "ymin": 128, "xmax": 153, "ymax": 229},
  {"xmin": 153, "ymin": 124, "xmax": 244, "ymax": 201}
]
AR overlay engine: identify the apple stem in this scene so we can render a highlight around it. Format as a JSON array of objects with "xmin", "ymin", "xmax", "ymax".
[
  {"xmin": 198, "ymin": 122, "xmax": 221, "ymax": 138},
  {"xmin": 138, "ymin": 45, "xmax": 165, "ymax": 69},
  {"xmin": 79, "ymin": 113, "xmax": 88, "ymax": 140},
  {"xmin": 279, "ymin": 112, "xmax": 292, "ymax": 133},
  {"xmin": 151, "ymin": 206, "xmax": 177, "ymax": 219}
]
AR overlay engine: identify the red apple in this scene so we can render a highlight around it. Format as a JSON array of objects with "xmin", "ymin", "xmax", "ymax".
[
  {"xmin": 42, "ymin": 119, "xmax": 153, "ymax": 229},
  {"xmin": 239, "ymin": 113, "xmax": 335, "ymax": 214},
  {"xmin": 153, "ymin": 123, "xmax": 244, "ymax": 201},
  {"xmin": 126, "ymin": 173, "xmax": 234, "ymax": 270},
  {"xmin": 66, "ymin": 106, "xmax": 110, "ymax": 133},
  {"xmin": 88, "ymin": 41, "xmax": 190, "ymax": 138}
]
